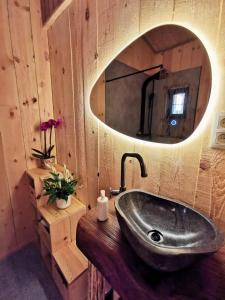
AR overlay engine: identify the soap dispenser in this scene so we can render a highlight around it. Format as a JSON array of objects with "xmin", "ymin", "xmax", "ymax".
[{"xmin": 97, "ymin": 190, "xmax": 108, "ymax": 221}]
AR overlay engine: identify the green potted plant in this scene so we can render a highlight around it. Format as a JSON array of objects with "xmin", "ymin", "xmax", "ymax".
[
  {"xmin": 32, "ymin": 118, "xmax": 62, "ymax": 169},
  {"xmin": 43, "ymin": 165, "xmax": 78, "ymax": 209}
]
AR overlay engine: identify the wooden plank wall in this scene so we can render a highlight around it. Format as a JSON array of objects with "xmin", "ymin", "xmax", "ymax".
[
  {"xmin": 0, "ymin": 0, "xmax": 223, "ymax": 259},
  {"xmin": 48, "ymin": 0, "xmax": 225, "ymax": 232},
  {"xmin": 48, "ymin": 0, "xmax": 89, "ymax": 204},
  {"xmin": 0, "ymin": 0, "xmax": 53, "ymax": 259}
]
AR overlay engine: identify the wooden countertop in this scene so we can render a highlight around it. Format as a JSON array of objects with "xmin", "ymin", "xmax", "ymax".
[{"xmin": 77, "ymin": 199, "xmax": 225, "ymax": 300}]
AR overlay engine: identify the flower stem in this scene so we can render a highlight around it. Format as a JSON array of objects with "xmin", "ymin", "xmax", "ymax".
[
  {"xmin": 44, "ymin": 130, "xmax": 46, "ymax": 157},
  {"xmin": 50, "ymin": 126, "xmax": 52, "ymax": 149}
]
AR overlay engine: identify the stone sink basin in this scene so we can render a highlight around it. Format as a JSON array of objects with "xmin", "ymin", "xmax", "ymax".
[{"xmin": 115, "ymin": 189, "xmax": 224, "ymax": 272}]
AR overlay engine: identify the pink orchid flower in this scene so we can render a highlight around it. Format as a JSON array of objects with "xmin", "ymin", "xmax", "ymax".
[
  {"xmin": 47, "ymin": 118, "xmax": 63, "ymax": 128},
  {"xmin": 54, "ymin": 118, "xmax": 63, "ymax": 128},
  {"xmin": 40, "ymin": 121, "xmax": 50, "ymax": 131},
  {"xmin": 48, "ymin": 119, "xmax": 56, "ymax": 127}
]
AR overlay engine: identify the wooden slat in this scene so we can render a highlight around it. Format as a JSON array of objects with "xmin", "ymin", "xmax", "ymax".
[
  {"xmin": 6, "ymin": 0, "xmax": 40, "ymax": 242},
  {"xmin": 48, "ymin": 9, "xmax": 77, "ymax": 174},
  {"xmin": 0, "ymin": 0, "xmax": 38, "ymax": 254},
  {"xmin": 0, "ymin": 133, "xmax": 17, "ymax": 260},
  {"xmin": 82, "ymin": 0, "xmax": 99, "ymax": 209},
  {"xmin": 98, "ymin": 129, "xmax": 114, "ymax": 195},
  {"xmin": 0, "ymin": 108, "xmax": 37, "ymax": 248},
  {"xmin": 7, "ymin": 0, "xmax": 41, "ymax": 169},
  {"xmin": 88, "ymin": 262, "xmax": 106, "ymax": 300},
  {"xmin": 68, "ymin": 0, "xmax": 88, "ymax": 204},
  {"xmin": 173, "ymin": 0, "xmax": 222, "ymax": 43},
  {"xmin": 29, "ymin": 0, "xmax": 55, "ymax": 155},
  {"xmin": 90, "ymin": 73, "xmax": 105, "ymax": 122},
  {"xmin": 140, "ymin": 0, "xmax": 174, "ymax": 34},
  {"xmin": 0, "ymin": 0, "xmax": 54, "ymax": 259},
  {"xmin": 97, "ymin": 0, "xmax": 140, "ymax": 74}
]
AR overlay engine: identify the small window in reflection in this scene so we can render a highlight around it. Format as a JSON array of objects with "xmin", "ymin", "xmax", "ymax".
[
  {"xmin": 171, "ymin": 93, "xmax": 185, "ymax": 114},
  {"xmin": 168, "ymin": 87, "xmax": 189, "ymax": 118}
]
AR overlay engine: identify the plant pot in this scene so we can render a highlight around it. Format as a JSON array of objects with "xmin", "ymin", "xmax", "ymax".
[
  {"xmin": 40, "ymin": 157, "xmax": 55, "ymax": 170},
  {"xmin": 56, "ymin": 195, "xmax": 72, "ymax": 209}
]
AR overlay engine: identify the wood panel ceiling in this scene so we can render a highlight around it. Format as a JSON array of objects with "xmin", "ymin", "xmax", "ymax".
[{"xmin": 143, "ymin": 25, "xmax": 196, "ymax": 53}]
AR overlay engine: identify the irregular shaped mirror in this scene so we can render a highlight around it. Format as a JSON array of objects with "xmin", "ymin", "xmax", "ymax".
[{"xmin": 91, "ymin": 25, "xmax": 211, "ymax": 144}]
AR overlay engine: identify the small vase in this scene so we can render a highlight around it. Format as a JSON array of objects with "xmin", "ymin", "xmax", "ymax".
[
  {"xmin": 56, "ymin": 195, "xmax": 72, "ymax": 209},
  {"xmin": 40, "ymin": 157, "xmax": 55, "ymax": 170}
]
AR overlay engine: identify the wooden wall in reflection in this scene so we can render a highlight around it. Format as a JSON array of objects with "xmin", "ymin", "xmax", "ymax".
[{"xmin": 40, "ymin": 0, "xmax": 64, "ymax": 23}]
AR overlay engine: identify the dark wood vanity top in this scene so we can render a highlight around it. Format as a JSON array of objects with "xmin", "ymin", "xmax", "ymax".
[{"xmin": 77, "ymin": 199, "xmax": 225, "ymax": 300}]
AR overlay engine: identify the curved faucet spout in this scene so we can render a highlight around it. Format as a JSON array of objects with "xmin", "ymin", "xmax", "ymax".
[{"xmin": 120, "ymin": 153, "xmax": 148, "ymax": 193}]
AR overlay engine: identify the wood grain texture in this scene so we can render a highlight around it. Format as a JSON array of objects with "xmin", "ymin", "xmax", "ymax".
[
  {"xmin": 29, "ymin": 0, "xmax": 55, "ymax": 155},
  {"xmin": 88, "ymin": 262, "xmax": 106, "ymax": 300},
  {"xmin": 47, "ymin": 0, "xmax": 225, "ymax": 236},
  {"xmin": 30, "ymin": 1, "xmax": 53, "ymax": 120},
  {"xmin": 77, "ymin": 200, "xmax": 225, "ymax": 300},
  {"xmin": 48, "ymin": 10, "xmax": 77, "ymax": 174},
  {"xmin": 0, "ymin": 0, "xmax": 53, "ymax": 258},
  {"xmin": 0, "ymin": 0, "xmax": 223, "ymax": 285},
  {"xmin": 0, "ymin": 133, "xmax": 17, "ymax": 259},
  {"xmin": 69, "ymin": 0, "xmax": 88, "ymax": 203},
  {"xmin": 38, "ymin": 195, "xmax": 86, "ymax": 252},
  {"xmin": 53, "ymin": 243, "xmax": 88, "ymax": 284},
  {"xmin": 82, "ymin": 0, "xmax": 99, "ymax": 209},
  {"xmin": 8, "ymin": 0, "xmax": 42, "ymax": 169}
]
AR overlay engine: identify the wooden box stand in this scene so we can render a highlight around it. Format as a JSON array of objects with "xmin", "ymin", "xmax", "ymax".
[{"xmin": 27, "ymin": 167, "xmax": 88, "ymax": 300}]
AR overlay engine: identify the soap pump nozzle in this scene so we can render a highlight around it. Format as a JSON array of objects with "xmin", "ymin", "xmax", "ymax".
[
  {"xmin": 97, "ymin": 190, "xmax": 108, "ymax": 222},
  {"xmin": 100, "ymin": 190, "xmax": 105, "ymax": 198}
]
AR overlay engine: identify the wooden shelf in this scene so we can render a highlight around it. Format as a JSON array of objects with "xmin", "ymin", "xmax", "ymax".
[
  {"xmin": 39, "ymin": 201, "xmax": 70, "ymax": 224},
  {"xmin": 26, "ymin": 167, "xmax": 88, "ymax": 300},
  {"xmin": 26, "ymin": 165, "xmax": 63, "ymax": 199},
  {"xmin": 53, "ymin": 243, "xmax": 87, "ymax": 284},
  {"xmin": 39, "ymin": 197, "xmax": 85, "ymax": 225},
  {"xmin": 38, "ymin": 196, "xmax": 86, "ymax": 249},
  {"xmin": 52, "ymin": 246, "xmax": 88, "ymax": 300},
  {"xmin": 27, "ymin": 164, "xmax": 64, "ymax": 177}
]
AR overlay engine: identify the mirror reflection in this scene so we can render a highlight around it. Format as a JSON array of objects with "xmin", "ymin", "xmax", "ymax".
[{"xmin": 91, "ymin": 25, "xmax": 211, "ymax": 144}]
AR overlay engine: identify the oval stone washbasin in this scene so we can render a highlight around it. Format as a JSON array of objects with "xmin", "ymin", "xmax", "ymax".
[{"xmin": 115, "ymin": 189, "xmax": 225, "ymax": 272}]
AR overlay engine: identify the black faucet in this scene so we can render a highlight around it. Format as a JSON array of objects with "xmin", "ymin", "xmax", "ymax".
[{"xmin": 111, "ymin": 153, "xmax": 148, "ymax": 195}]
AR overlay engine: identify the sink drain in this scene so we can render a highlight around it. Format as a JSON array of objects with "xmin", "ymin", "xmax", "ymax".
[{"xmin": 148, "ymin": 230, "xmax": 163, "ymax": 243}]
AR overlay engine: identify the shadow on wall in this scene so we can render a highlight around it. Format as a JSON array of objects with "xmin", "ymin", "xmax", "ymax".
[{"xmin": 11, "ymin": 172, "xmax": 37, "ymax": 249}]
